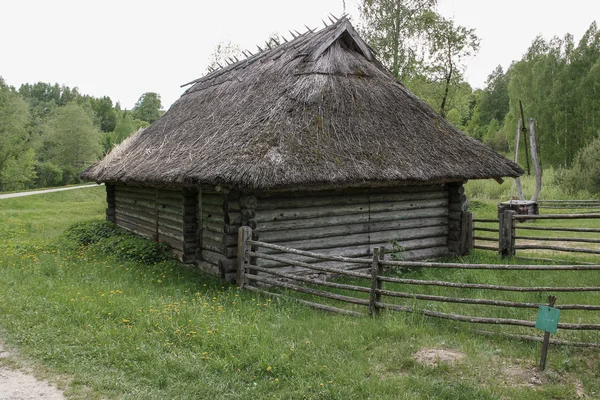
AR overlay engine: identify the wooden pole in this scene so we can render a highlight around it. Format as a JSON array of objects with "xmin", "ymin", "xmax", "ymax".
[
  {"xmin": 539, "ymin": 295, "xmax": 557, "ymax": 371},
  {"xmin": 236, "ymin": 226, "xmax": 252, "ymax": 288},
  {"xmin": 499, "ymin": 210, "xmax": 516, "ymax": 257},
  {"xmin": 529, "ymin": 118, "xmax": 542, "ymax": 202},
  {"xmin": 520, "ymin": 100, "xmax": 531, "ymax": 175},
  {"xmin": 369, "ymin": 248, "xmax": 381, "ymax": 317}
]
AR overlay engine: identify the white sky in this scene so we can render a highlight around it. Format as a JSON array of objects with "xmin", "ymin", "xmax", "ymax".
[{"xmin": 2, "ymin": 0, "xmax": 598, "ymax": 110}]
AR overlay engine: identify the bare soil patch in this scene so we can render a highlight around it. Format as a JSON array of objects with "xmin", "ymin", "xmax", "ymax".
[{"xmin": 412, "ymin": 348, "xmax": 465, "ymax": 366}]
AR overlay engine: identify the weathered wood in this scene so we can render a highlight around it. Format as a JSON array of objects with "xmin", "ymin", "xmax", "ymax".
[
  {"xmin": 118, "ymin": 185, "xmax": 157, "ymax": 196},
  {"xmin": 203, "ymin": 212, "xmax": 225, "ymax": 224},
  {"xmin": 202, "ymin": 249, "xmax": 229, "ymax": 267},
  {"xmin": 257, "ymin": 215, "xmax": 448, "ymax": 243},
  {"xmin": 258, "ymin": 207, "xmax": 448, "ymax": 232},
  {"xmin": 515, "ymin": 245, "xmax": 600, "ymax": 255},
  {"xmin": 115, "ymin": 206, "xmax": 156, "ymax": 224},
  {"xmin": 448, "ymin": 202, "xmax": 468, "ymax": 212},
  {"xmin": 499, "ymin": 210, "xmax": 516, "ymax": 257},
  {"xmin": 224, "ymin": 200, "xmax": 241, "ymax": 212},
  {"xmin": 244, "ymin": 285, "xmax": 365, "ymax": 317},
  {"xmin": 260, "ymin": 226, "xmax": 447, "ymax": 255},
  {"xmin": 115, "ymin": 218, "xmax": 157, "ymax": 240},
  {"xmin": 239, "ymin": 195, "xmax": 258, "ymax": 209},
  {"xmin": 475, "ymin": 330, "xmax": 600, "ymax": 348},
  {"xmin": 514, "ymin": 236, "xmax": 600, "ymax": 244},
  {"xmin": 157, "ymin": 217, "xmax": 184, "ymax": 232},
  {"xmin": 237, "ymin": 227, "xmax": 252, "ymax": 287},
  {"xmin": 202, "ymin": 194, "xmax": 226, "ymax": 206},
  {"xmin": 246, "ymin": 274, "xmax": 371, "ymax": 307},
  {"xmin": 203, "ymin": 220, "xmax": 224, "ymax": 234},
  {"xmin": 378, "ymin": 274, "xmax": 600, "ymax": 292},
  {"xmin": 202, "ymin": 237, "xmax": 224, "ymax": 254},
  {"xmin": 115, "ymin": 197, "xmax": 156, "ymax": 210},
  {"xmin": 224, "ymin": 212, "xmax": 242, "ymax": 225},
  {"xmin": 254, "ymin": 191, "xmax": 447, "ymax": 210},
  {"xmin": 257, "ymin": 184, "xmax": 446, "ymax": 199},
  {"xmin": 448, "ymin": 184, "xmax": 465, "ymax": 195},
  {"xmin": 516, "ymin": 226, "xmax": 600, "ymax": 233},
  {"xmin": 158, "ymin": 225, "xmax": 184, "ymax": 241},
  {"xmin": 202, "ymin": 204, "xmax": 225, "ymax": 215},
  {"xmin": 158, "ymin": 234, "xmax": 185, "ymax": 252},
  {"xmin": 461, "ymin": 211, "xmax": 473, "ymax": 255},
  {"xmin": 518, "ymin": 213, "xmax": 600, "ymax": 220},
  {"xmin": 115, "ymin": 212, "xmax": 156, "ymax": 232},
  {"xmin": 449, "ymin": 193, "xmax": 467, "ymax": 204},
  {"xmin": 253, "ymin": 198, "xmax": 448, "ymax": 223},
  {"xmin": 368, "ymin": 248, "xmax": 381, "ymax": 316}
]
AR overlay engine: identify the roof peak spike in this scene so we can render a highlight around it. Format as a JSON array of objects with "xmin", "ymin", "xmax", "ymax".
[
  {"xmin": 328, "ymin": 14, "xmax": 336, "ymax": 24},
  {"xmin": 289, "ymin": 30, "xmax": 297, "ymax": 38},
  {"xmin": 329, "ymin": 13, "xmax": 339, "ymax": 22},
  {"xmin": 322, "ymin": 19, "xmax": 328, "ymax": 28},
  {"xmin": 256, "ymin": 44, "xmax": 263, "ymax": 52},
  {"xmin": 304, "ymin": 25, "xmax": 315, "ymax": 33}
]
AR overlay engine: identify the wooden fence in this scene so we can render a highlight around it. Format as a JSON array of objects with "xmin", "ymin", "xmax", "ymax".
[
  {"xmin": 538, "ymin": 200, "xmax": 600, "ymax": 213},
  {"xmin": 499, "ymin": 210, "xmax": 600, "ymax": 258},
  {"xmin": 236, "ymin": 227, "xmax": 600, "ymax": 343}
]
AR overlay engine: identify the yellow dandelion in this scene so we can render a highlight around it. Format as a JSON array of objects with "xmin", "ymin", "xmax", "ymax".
[{"xmin": 266, "ymin": 366, "xmax": 272, "ymax": 372}]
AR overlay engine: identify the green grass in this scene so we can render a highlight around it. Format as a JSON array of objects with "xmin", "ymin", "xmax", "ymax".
[{"xmin": 0, "ymin": 186, "xmax": 599, "ymax": 399}]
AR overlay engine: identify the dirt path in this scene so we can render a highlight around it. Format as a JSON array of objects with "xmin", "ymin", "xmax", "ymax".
[
  {"xmin": 0, "ymin": 184, "xmax": 100, "ymax": 200},
  {"xmin": 0, "ymin": 344, "xmax": 65, "ymax": 400}
]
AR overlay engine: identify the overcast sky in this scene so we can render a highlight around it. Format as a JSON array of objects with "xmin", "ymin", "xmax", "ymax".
[{"xmin": 2, "ymin": 0, "xmax": 598, "ymax": 110}]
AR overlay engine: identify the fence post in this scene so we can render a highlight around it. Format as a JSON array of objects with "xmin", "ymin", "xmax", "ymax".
[
  {"xmin": 236, "ymin": 226, "xmax": 252, "ymax": 288},
  {"xmin": 460, "ymin": 211, "xmax": 474, "ymax": 255},
  {"xmin": 499, "ymin": 210, "xmax": 516, "ymax": 257},
  {"xmin": 369, "ymin": 247, "xmax": 381, "ymax": 317}
]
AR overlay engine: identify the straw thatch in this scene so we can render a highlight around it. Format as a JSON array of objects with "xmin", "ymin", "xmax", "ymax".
[{"xmin": 83, "ymin": 17, "xmax": 523, "ymax": 190}]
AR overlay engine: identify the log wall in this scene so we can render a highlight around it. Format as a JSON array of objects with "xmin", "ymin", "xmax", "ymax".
[
  {"xmin": 252, "ymin": 185, "xmax": 450, "ymax": 276},
  {"xmin": 112, "ymin": 185, "xmax": 197, "ymax": 263}
]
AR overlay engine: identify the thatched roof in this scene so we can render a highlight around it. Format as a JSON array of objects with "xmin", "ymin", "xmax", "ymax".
[{"xmin": 83, "ymin": 17, "xmax": 523, "ymax": 190}]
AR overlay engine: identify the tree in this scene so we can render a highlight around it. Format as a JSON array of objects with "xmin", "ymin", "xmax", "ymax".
[
  {"xmin": 359, "ymin": 0, "xmax": 438, "ymax": 80},
  {"xmin": 423, "ymin": 15, "xmax": 479, "ymax": 117},
  {"xmin": 89, "ymin": 96, "xmax": 117, "ymax": 132},
  {"xmin": 132, "ymin": 92, "xmax": 162, "ymax": 124},
  {"xmin": 0, "ymin": 78, "xmax": 36, "ymax": 190},
  {"xmin": 44, "ymin": 102, "xmax": 103, "ymax": 182}
]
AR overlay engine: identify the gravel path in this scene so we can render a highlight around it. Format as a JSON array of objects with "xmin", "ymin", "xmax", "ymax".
[
  {"xmin": 0, "ymin": 344, "xmax": 65, "ymax": 400},
  {"xmin": 0, "ymin": 184, "xmax": 100, "ymax": 200}
]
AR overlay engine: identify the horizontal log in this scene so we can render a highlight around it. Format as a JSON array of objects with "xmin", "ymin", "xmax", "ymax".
[
  {"xmin": 448, "ymin": 210, "xmax": 462, "ymax": 221},
  {"xmin": 255, "ymin": 191, "xmax": 447, "ymax": 210},
  {"xmin": 258, "ymin": 215, "xmax": 449, "ymax": 243},
  {"xmin": 115, "ymin": 190, "xmax": 156, "ymax": 203},
  {"xmin": 202, "ymin": 237, "xmax": 225, "ymax": 254},
  {"xmin": 514, "ymin": 256, "xmax": 595, "ymax": 265},
  {"xmin": 202, "ymin": 194, "xmax": 225, "ymax": 206},
  {"xmin": 449, "ymin": 193, "xmax": 467, "ymax": 204},
  {"xmin": 473, "ymin": 219, "xmax": 499, "ymax": 223},
  {"xmin": 202, "ymin": 249, "xmax": 230, "ymax": 266},
  {"xmin": 197, "ymin": 260, "xmax": 221, "ymax": 276},
  {"xmin": 400, "ymin": 246, "xmax": 448, "ymax": 261},
  {"xmin": 254, "ymin": 198, "xmax": 449, "ymax": 223},
  {"xmin": 203, "ymin": 204, "xmax": 225, "ymax": 215},
  {"xmin": 516, "ymin": 226, "xmax": 600, "ymax": 233},
  {"xmin": 474, "ymin": 236, "xmax": 497, "ymax": 242},
  {"xmin": 375, "ymin": 288, "xmax": 600, "ymax": 310},
  {"xmin": 515, "ymin": 245, "xmax": 600, "ymax": 255},
  {"xmin": 258, "ymin": 207, "xmax": 449, "ymax": 232},
  {"xmin": 515, "ymin": 236, "xmax": 600, "ymax": 244},
  {"xmin": 158, "ymin": 234, "xmax": 185, "ymax": 252},
  {"xmin": 159, "ymin": 210, "xmax": 195, "ymax": 224},
  {"xmin": 158, "ymin": 217, "xmax": 183, "ymax": 232},
  {"xmin": 158, "ymin": 225, "xmax": 184, "ymax": 241},
  {"xmin": 115, "ymin": 206, "xmax": 156, "ymax": 224},
  {"xmin": 157, "ymin": 206, "xmax": 184, "ymax": 219},
  {"xmin": 115, "ymin": 219, "xmax": 156, "ymax": 240},
  {"xmin": 257, "ymin": 185, "xmax": 447, "ymax": 199},
  {"xmin": 517, "ymin": 214, "xmax": 600, "ymax": 220},
  {"xmin": 473, "ymin": 245, "xmax": 499, "ymax": 251},
  {"xmin": 246, "ymin": 274, "xmax": 370, "ymax": 307},
  {"xmin": 261, "ymin": 225, "xmax": 448, "ymax": 254},
  {"xmin": 115, "ymin": 197, "xmax": 156, "ymax": 210},
  {"xmin": 225, "ymin": 212, "xmax": 242, "ymax": 225},
  {"xmin": 474, "ymin": 227, "xmax": 499, "ymax": 233},
  {"xmin": 115, "ymin": 212, "xmax": 156, "ymax": 232},
  {"xmin": 203, "ymin": 220, "xmax": 224, "ymax": 233},
  {"xmin": 244, "ymin": 285, "xmax": 365, "ymax": 317},
  {"xmin": 248, "ymin": 264, "xmax": 370, "ymax": 293},
  {"xmin": 115, "ymin": 201, "xmax": 157, "ymax": 218},
  {"xmin": 202, "ymin": 229, "xmax": 225, "ymax": 244},
  {"xmin": 448, "ymin": 184, "xmax": 465, "ymax": 195},
  {"xmin": 203, "ymin": 212, "xmax": 225, "ymax": 224},
  {"xmin": 157, "ymin": 189, "xmax": 183, "ymax": 199},
  {"xmin": 117, "ymin": 186, "xmax": 157, "ymax": 198}
]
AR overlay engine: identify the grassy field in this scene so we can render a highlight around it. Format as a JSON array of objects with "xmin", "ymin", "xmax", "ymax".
[{"xmin": 0, "ymin": 185, "xmax": 598, "ymax": 399}]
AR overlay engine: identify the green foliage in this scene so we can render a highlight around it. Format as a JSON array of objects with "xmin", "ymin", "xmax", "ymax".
[
  {"xmin": 132, "ymin": 92, "xmax": 162, "ymax": 124},
  {"xmin": 559, "ymin": 136, "xmax": 600, "ymax": 193},
  {"xmin": 0, "ymin": 78, "xmax": 34, "ymax": 191},
  {"xmin": 66, "ymin": 219, "xmax": 172, "ymax": 264},
  {"xmin": 359, "ymin": 0, "xmax": 438, "ymax": 80},
  {"xmin": 34, "ymin": 162, "xmax": 63, "ymax": 187},
  {"xmin": 43, "ymin": 102, "xmax": 103, "ymax": 178}
]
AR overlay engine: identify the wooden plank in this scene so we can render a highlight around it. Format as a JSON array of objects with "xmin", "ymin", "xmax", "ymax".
[
  {"xmin": 202, "ymin": 237, "xmax": 225, "ymax": 254},
  {"xmin": 203, "ymin": 220, "xmax": 225, "ymax": 234},
  {"xmin": 258, "ymin": 207, "xmax": 449, "ymax": 232},
  {"xmin": 115, "ymin": 197, "xmax": 156, "ymax": 210},
  {"xmin": 258, "ymin": 215, "xmax": 448, "ymax": 242},
  {"xmin": 202, "ymin": 194, "xmax": 226, "ymax": 206},
  {"xmin": 253, "ymin": 198, "xmax": 449, "ymax": 223},
  {"xmin": 203, "ymin": 204, "xmax": 225, "ymax": 215},
  {"xmin": 257, "ymin": 185, "xmax": 446, "ymax": 199},
  {"xmin": 115, "ymin": 206, "xmax": 156, "ymax": 224},
  {"xmin": 158, "ymin": 225, "xmax": 184, "ymax": 241}
]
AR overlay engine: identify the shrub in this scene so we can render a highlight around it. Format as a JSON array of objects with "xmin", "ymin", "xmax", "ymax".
[
  {"xmin": 35, "ymin": 162, "xmax": 63, "ymax": 188},
  {"xmin": 65, "ymin": 220, "xmax": 172, "ymax": 264},
  {"xmin": 561, "ymin": 137, "xmax": 600, "ymax": 194}
]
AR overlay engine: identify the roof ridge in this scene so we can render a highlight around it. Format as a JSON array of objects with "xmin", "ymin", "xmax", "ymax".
[{"xmin": 180, "ymin": 13, "xmax": 349, "ymax": 88}]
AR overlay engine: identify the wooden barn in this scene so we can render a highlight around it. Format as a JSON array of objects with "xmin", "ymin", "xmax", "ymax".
[{"xmin": 82, "ymin": 17, "xmax": 523, "ymax": 279}]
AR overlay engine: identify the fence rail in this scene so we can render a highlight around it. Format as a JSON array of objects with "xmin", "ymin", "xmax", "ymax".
[{"xmin": 236, "ymin": 227, "xmax": 600, "ymax": 342}]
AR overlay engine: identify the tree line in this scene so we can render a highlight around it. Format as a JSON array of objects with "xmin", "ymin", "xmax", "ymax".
[
  {"xmin": 359, "ymin": 0, "xmax": 599, "ymax": 192},
  {"xmin": 0, "ymin": 80, "xmax": 162, "ymax": 191}
]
